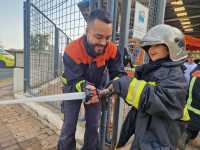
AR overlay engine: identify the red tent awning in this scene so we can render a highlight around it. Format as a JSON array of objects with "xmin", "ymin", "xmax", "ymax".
[{"xmin": 185, "ymin": 35, "xmax": 200, "ymax": 51}]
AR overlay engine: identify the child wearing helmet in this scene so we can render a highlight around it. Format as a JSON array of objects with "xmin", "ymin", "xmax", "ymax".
[{"xmin": 107, "ymin": 24, "xmax": 189, "ymax": 150}]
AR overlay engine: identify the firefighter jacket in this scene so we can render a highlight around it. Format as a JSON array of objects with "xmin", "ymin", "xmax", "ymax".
[
  {"xmin": 61, "ymin": 35, "xmax": 126, "ymax": 112},
  {"xmin": 115, "ymin": 58, "xmax": 188, "ymax": 150},
  {"xmin": 187, "ymin": 63, "xmax": 200, "ymax": 130}
]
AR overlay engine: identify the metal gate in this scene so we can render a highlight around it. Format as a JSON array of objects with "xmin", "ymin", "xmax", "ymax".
[{"xmin": 24, "ymin": 0, "xmax": 88, "ymax": 109}]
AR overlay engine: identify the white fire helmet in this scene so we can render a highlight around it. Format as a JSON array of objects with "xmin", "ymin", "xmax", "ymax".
[{"xmin": 140, "ymin": 24, "xmax": 188, "ymax": 61}]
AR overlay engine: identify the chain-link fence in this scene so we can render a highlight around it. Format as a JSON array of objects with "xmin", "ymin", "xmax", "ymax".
[
  {"xmin": 24, "ymin": 0, "xmax": 88, "ymax": 109},
  {"xmin": 30, "ymin": 0, "xmax": 87, "ymax": 40}
]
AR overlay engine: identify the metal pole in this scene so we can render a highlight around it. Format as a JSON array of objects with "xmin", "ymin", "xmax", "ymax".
[
  {"xmin": 111, "ymin": 0, "xmax": 119, "ymax": 41},
  {"xmin": 23, "ymin": 0, "xmax": 27, "ymax": 92},
  {"xmin": 54, "ymin": 28, "xmax": 59, "ymax": 77},
  {"xmin": 0, "ymin": 92, "xmax": 86, "ymax": 105},
  {"xmin": 96, "ymin": 2, "xmax": 119, "ymax": 148},
  {"xmin": 148, "ymin": 0, "xmax": 167, "ymax": 29},
  {"xmin": 111, "ymin": 95, "xmax": 120, "ymax": 149},
  {"xmin": 97, "ymin": 0, "xmax": 102, "ymax": 9},
  {"xmin": 157, "ymin": 0, "xmax": 167, "ymax": 24},
  {"xmin": 111, "ymin": 2, "xmax": 132, "ymax": 149},
  {"xmin": 24, "ymin": 0, "xmax": 31, "ymax": 92},
  {"xmin": 89, "ymin": 0, "xmax": 97, "ymax": 12},
  {"xmin": 99, "ymin": 98, "xmax": 109, "ymax": 150},
  {"xmin": 118, "ymin": 0, "xmax": 132, "ymax": 57}
]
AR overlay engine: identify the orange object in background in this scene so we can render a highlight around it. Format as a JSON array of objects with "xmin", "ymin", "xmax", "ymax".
[
  {"xmin": 185, "ymin": 35, "xmax": 200, "ymax": 51},
  {"xmin": 135, "ymin": 48, "xmax": 145, "ymax": 65},
  {"xmin": 128, "ymin": 38, "xmax": 146, "ymax": 65},
  {"xmin": 192, "ymin": 70, "xmax": 200, "ymax": 77}
]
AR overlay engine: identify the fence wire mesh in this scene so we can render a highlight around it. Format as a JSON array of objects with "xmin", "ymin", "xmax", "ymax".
[
  {"xmin": 25, "ymin": 0, "xmax": 87, "ymax": 109},
  {"xmin": 31, "ymin": 0, "xmax": 86, "ymax": 39},
  {"xmin": 26, "ymin": 0, "xmax": 86, "ymax": 101}
]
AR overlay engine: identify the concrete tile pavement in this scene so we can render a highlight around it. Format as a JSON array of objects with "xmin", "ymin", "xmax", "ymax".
[
  {"xmin": 0, "ymin": 75, "xmax": 59, "ymax": 150},
  {"xmin": 1, "ymin": 101, "xmax": 200, "ymax": 150},
  {"xmin": 0, "ymin": 78, "xmax": 13, "ymax": 98},
  {"xmin": 0, "ymin": 104, "xmax": 58, "ymax": 150}
]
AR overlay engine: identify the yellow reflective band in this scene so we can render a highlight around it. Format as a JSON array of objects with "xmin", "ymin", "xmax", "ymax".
[
  {"xmin": 133, "ymin": 80, "xmax": 146, "ymax": 108},
  {"xmin": 126, "ymin": 78, "xmax": 137, "ymax": 105},
  {"xmin": 126, "ymin": 78, "xmax": 146, "ymax": 109},
  {"xmin": 186, "ymin": 77, "xmax": 200, "ymax": 115},
  {"xmin": 60, "ymin": 75, "xmax": 68, "ymax": 85},
  {"xmin": 75, "ymin": 80, "xmax": 85, "ymax": 92},
  {"xmin": 188, "ymin": 106, "xmax": 200, "ymax": 116},
  {"xmin": 114, "ymin": 76, "xmax": 120, "ymax": 80},
  {"xmin": 180, "ymin": 105, "xmax": 190, "ymax": 121},
  {"xmin": 133, "ymin": 64, "xmax": 138, "ymax": 68},
  {"xmin": 147, "ymin": 81, "xmax": 157, "ymax": 86},
  {"xmin": 187, "ymin": 77, "xmax": 196, "ymax": 106}
]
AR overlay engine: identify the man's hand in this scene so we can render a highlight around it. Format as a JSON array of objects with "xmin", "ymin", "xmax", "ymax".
[
  {"xmin": 82, "ymin": 81, "xmax": 99, "ymax": 105},
  {"xmin": 85, "ymin": 95, "xmax": 99, "ymax": 104}
]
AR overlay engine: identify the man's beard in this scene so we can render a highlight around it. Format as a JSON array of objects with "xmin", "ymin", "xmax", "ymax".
[{"xmin": 89, "ymin": 43, "xmax": 106, "ymax": 56}]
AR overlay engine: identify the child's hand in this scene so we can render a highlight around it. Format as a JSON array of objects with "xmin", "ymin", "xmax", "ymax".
[{"xmin": 105, "ymin": 76, "xmax": 131, "ymax": 99}]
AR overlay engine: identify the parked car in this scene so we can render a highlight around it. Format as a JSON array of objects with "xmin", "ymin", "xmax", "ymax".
[{"xmin": 0, "ymin": 48, "xmax": 15, "ymax": 67}]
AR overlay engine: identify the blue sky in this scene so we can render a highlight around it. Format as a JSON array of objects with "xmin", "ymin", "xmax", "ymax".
[{"xmin": 0, "ymin": 0, "xmax": 23, "ymax": 49}]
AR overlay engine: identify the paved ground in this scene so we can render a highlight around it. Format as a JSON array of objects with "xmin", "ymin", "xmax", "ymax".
[
  {"xmin": 0, "ymin": 78, "xmax": 13, "ymax": 98},
  {"xmin": 0, "ymin": 68, "xmax": 13, "ymax": 98},
  {"xmin": 0, "ymin": 69, "xmax": 13, "ymax": 80},
  {"xmin": 0, "ymin": 105, "xmax": 58, "ymax": 150},
  {"xmin": 0, "ymin": 72, "xmax": 58, "ymax": 150}
]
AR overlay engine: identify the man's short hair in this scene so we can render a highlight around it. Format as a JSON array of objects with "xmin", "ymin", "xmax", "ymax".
[{"xmin": 87, "ymin": 9, "xmax": 112, "ymax": 24}]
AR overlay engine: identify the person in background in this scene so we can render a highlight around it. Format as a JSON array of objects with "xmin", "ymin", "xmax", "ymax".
[
  {"xmin": 194, "ymin": 59, "xmax": 200, "ymax": 64},
  {"xmin": 178, "ymin": 60, "xmax": 200, "ymax": 150},
  {"xmin": 184, "ymin": 55, "xmax": 197, "ymax": 84}
]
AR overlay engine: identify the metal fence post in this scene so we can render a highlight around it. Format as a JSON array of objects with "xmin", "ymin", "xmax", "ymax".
[
  {"xmin": 157, "ymin": 0, "xmax": 167, "ymax": 24},
  {"xmin": 89, "ymin": 0, "xmax": 97, "ymax": 12},
  {"xmin": 24, "ymin": 0, "xmax": 30, "ymax": 93},
  {"xmin": 148, "ymin": 0, "xmax": 167, "ymax": 29},
  {"xmin": 98, "ymin": 0, "xmax": 102, "ymax": 9},
  {"xmin": 111, "ymin": 0, "xmax": 132, "ymax": 149},
  {"xmin": 111, "ymin": 0, "xmax": 119, "ymax": 41},
  {"xmin": 54, "ymin": 27, "xmax": 59, "ymax": 77},
  {"xmin": 118, "ymin": 0, "xmax": 132, "ymax": 57}
]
